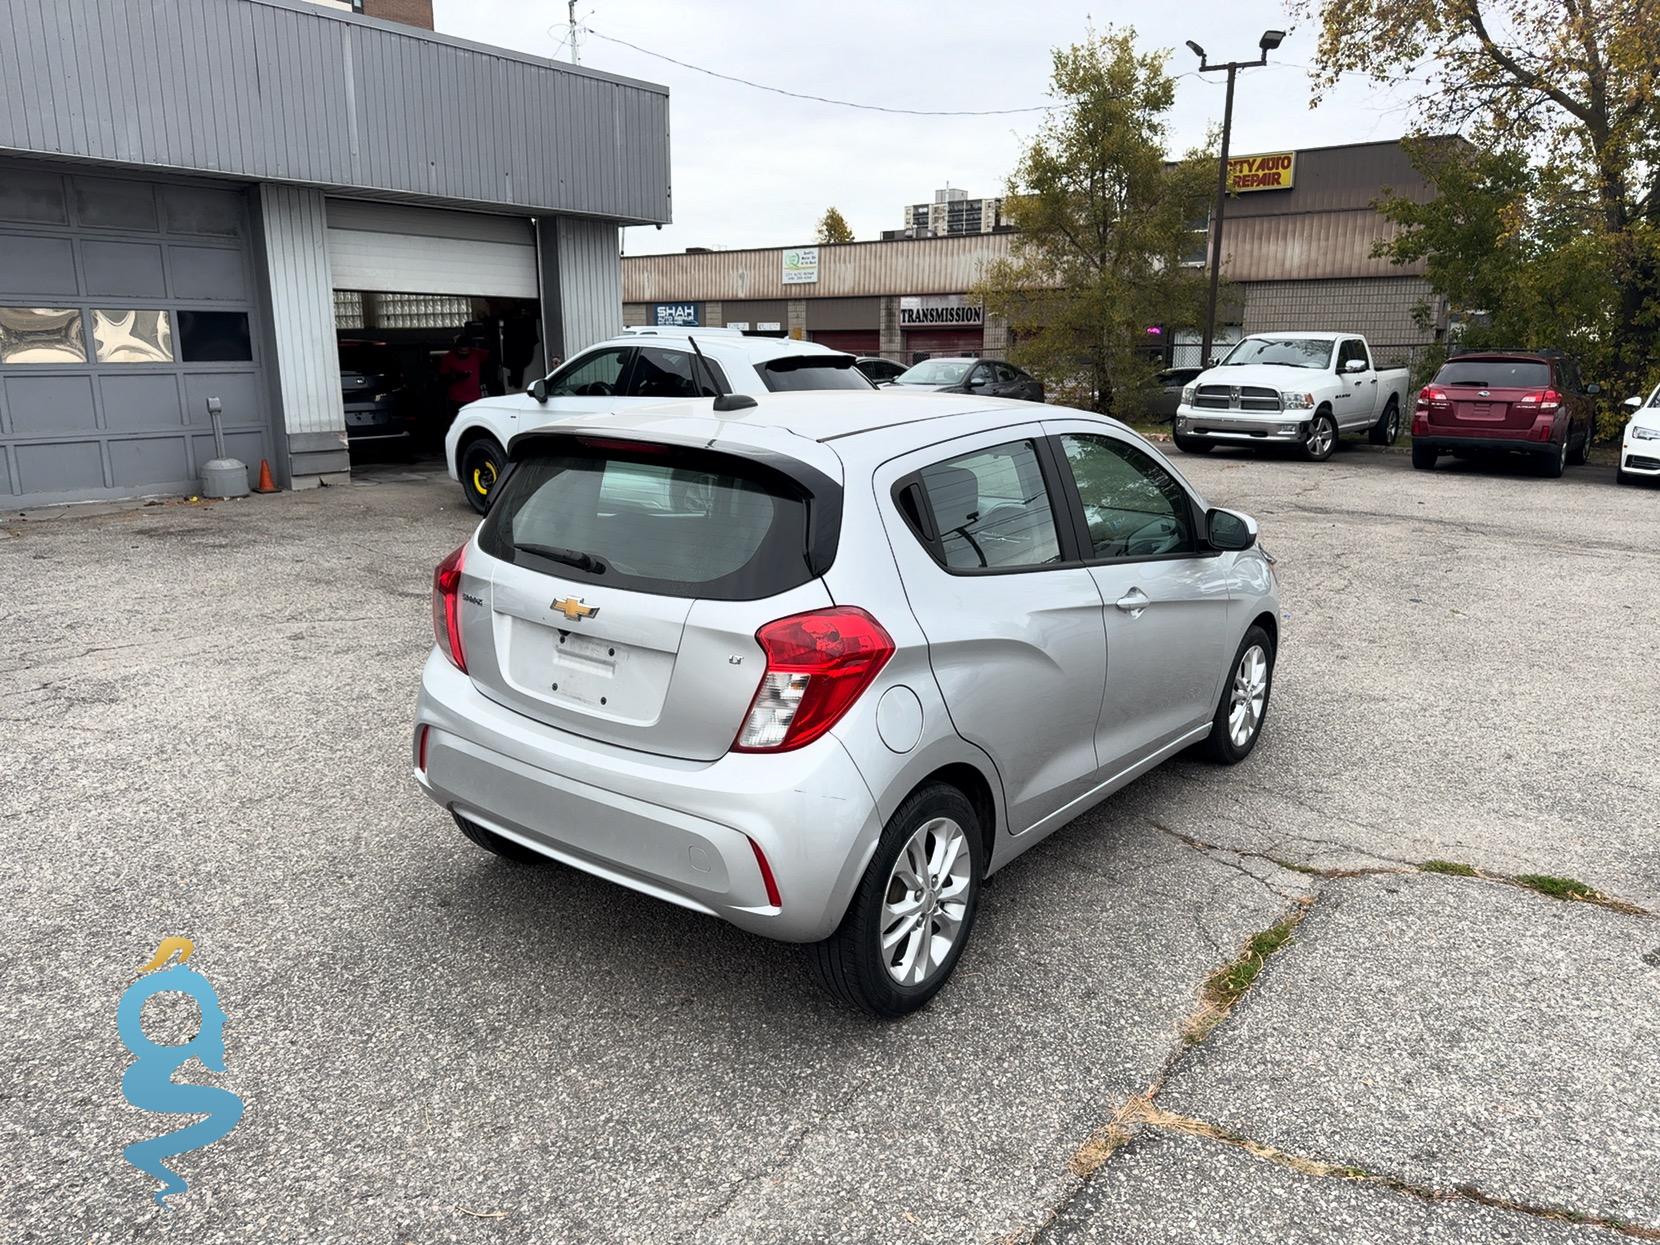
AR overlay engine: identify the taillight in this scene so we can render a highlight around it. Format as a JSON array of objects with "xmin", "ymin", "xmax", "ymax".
[
  {"xmin": 432, "ymin": 543, "xmax": 468, "ymax": 672},
  {"xmin": 1518, "ymin": 389, "xmax": 1562, "ymax": 412},
  {"xmin": 1417, "ymin": 387, "xmax": 1449, "ymax": 408},
  {"xmin": 733, "ymin": 607, "xmax": 895, "ymax": 752}
]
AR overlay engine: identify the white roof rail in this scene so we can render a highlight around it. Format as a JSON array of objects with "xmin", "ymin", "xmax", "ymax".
[{"xmin": 619, "ymin": 325, "xmax": 745, "ymax": 337}]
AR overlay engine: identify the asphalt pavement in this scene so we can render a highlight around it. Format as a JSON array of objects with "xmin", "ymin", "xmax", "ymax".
[{"xmin": 1, "ymin": 439, "xmax": 1655, "ymax": 1242}]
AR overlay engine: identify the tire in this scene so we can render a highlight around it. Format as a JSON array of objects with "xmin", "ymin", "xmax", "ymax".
[
  {"xmin": 1538, "ymin": 438, "xmax": 1567, "ymax": 479},
  {"xmin": 453, "ymin": 812, "xmax": 549, "ymax": 864},
  {"xmin": 459, "ymin": 437, "xmax": 506, "ymax": 515},
  {"xmin": 1203, "ymin": 626, "xmax": 1275, "ymax": 764},
  {"xmin": 1411, "ymin": 442, "xmax": 1437, "ymax": 470},
  {"xmin": 1301, "ymin": 411, "xmax": 1337, "ymax": 462},
  {"xmin": 811, "ymin": 782, "xmax": 984, "ymax": 1018},
  {"xmin": 1173, "ymin": 434, "xmax": 1213, "ymax": 454},
  {"xmin": 1369, "ymin": 399, "xmax": 1401, "ymax": 446},
  {"xmin": 1569, "ymin": 420, "xmax": 1592, "ymax": 466}
]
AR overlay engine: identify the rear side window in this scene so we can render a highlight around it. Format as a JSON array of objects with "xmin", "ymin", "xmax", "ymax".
[
  {"xmin": 914, "ymin": 440, "xmax": 1063, "ymax": 571},
  {"xmin": 1435, "ymin": 359, "xmax": 1552, "ymax": 388},
  {"xmin": 759, "ymin": 357, "xmax": 874, "ymax": 391},
  {"xmin": 627, "ymin": 347, "xmax": 723, "ymax": 399},
  {"xmin": 479, "ymin": 443, "xmax": 817, "ymax": 600}
]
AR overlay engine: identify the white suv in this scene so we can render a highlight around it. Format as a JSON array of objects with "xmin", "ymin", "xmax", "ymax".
[{"xmin": 444, "ymin": 328, "xmax": 874, "ymax": 512}]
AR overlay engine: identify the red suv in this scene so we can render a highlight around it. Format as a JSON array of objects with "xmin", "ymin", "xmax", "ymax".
[{"xmin": 1411, "ymin": 351, "xmax": 1598, "ymax": 477}]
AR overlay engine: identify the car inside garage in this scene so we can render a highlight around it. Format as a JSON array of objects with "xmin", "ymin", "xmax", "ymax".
[{"xmin": 325, "ymin": 200, "xmax": 545, "ymax": 463}]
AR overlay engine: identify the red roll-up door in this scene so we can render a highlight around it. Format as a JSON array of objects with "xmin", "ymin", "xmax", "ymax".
[
  {"xmin": 902, "ymin": 328, "xmax": 984, "ymax": 360},
  {"xmin": 810, "ymin": 330, "xmax": 880, "ymax": 354}
]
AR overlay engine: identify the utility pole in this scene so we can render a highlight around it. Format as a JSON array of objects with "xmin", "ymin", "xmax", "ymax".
[
  {"xmin": 567, "ymin": 0, "xmax": 580, "ymax": 65},
  {"xmin": 1187, "ymin": 30, "xmax": 1284, "ymax": 365}
]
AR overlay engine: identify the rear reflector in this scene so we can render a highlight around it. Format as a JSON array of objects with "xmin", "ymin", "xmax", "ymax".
[
  {"xmin": 748, "ymin": 836, "xmax": 782, "ymax": 907},
  {"xmin": 732, "ymin": 607, "xmax": 895, "ymax": 752},
  {"xmin": 432, "ymin": 543, "xmax": 468, "ymax": 672},
  {"xmin": 416, "ymin": 724, "xmax": 430, "ymax": 773}
]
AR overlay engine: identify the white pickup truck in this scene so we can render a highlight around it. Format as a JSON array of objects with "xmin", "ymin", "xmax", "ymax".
[{"xmin": 1172, "ymin": 332, "xmax": 1411, "ymax": 461}]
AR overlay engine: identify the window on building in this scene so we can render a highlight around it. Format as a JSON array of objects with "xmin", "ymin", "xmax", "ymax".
[
  {"xmin": 178, "ymin": 311, "xmax": 253, "ymax": 362},
  {"xmin": 92, "ymin": 310, "xmax": 173, "ymax": 363},
  {"xmin": 0, "ymin": 307, "xmax": 86, "ymax": 363}
]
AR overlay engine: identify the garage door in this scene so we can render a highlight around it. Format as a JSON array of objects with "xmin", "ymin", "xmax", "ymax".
[
  {"xmin": 903, "ymin": 328, "xmax": 984, "ymax": 360},
  {"xmin": 0, "ymin": 163, "xmax": 272, "ymax": 506},
  {"xmin": 810, "ymin": 330, "xmax": 880, "ymax": 354},
  {"xmin": 325, "ymin": 200, "xmax": 536, "ymax": 298}
]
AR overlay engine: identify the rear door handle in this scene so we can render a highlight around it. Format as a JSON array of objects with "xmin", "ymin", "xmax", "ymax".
[{"xmin": 1115, "ymin": 588, "xmax": 1151, "ymax": 617}]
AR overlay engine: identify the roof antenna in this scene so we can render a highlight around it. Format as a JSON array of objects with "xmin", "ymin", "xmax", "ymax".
[{"xmin": 687, "ymin": 336, "xmax": 758, "ymax": 413}]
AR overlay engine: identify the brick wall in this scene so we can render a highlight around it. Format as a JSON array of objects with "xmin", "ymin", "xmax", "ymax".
[
  {"xmin": 1243, "ymin": 276, "xmax": 1444, "ymax": 357},
  {"xmin": 362, "ymin": 0, "xmax": 434, "ymax": 29}
]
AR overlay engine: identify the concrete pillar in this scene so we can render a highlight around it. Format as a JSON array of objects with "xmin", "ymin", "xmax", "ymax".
[
  {"xmin": 787, "ymin": 299, "xmax": 808, "ymax": 340},
  {"xmin": 704, "ymin": 301, "xmax": 723, "ymax": 329},
  {"xmin": 879, "ymin": 295, "xmax": 903, "ymax": 360}
]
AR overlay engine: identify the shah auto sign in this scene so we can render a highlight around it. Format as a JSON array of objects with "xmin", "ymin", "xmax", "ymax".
[{"xmin": 1227, "ymin": 151, "xmax": 1295, "ymax": 192}]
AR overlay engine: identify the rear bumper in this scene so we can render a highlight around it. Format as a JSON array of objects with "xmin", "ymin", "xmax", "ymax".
[
  {"xmin": 1412, "ymin": 434, "xmax": 1560, "ymax": 455},
  {"xmin": 1174, "ymin": 410, "xmax": 1304, "ymax": 443},
  {"xmin": 412, "ymin": 651, "xmax": 884, "ymax": 942}
]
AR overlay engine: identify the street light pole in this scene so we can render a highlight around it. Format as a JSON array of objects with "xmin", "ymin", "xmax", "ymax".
[{"xmin": 1188, "ymin": 31, "xmax": 1284, "ymax": 366}]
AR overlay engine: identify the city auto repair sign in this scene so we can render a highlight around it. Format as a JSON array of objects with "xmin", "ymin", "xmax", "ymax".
[{"xmin": 1228, "ymin": 151, "xmax": 1295, "ymax": 192}]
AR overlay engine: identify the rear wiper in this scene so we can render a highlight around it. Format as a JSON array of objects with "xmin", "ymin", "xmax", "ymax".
[{"xmin": 514, "ymin": 541, "xmax": 609, "ymax": 574}]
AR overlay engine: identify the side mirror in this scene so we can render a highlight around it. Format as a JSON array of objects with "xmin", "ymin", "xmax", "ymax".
[
  {"xmin": 1585, "ymin": 382, "xmax": 1601, "ymax": 396},
  {"xmin": 529, "ymin": 378, "xmax": 549, "ymax": 404},
  {"xmin": 967, "ymin": 376, "xmax": 987, "ymax": 389},
  {"xmin": 1344, "ymin": 358, "xmax": 1368, "ymax": 373},
  {"xmin": 1623, "ymin": 395, "xmax": 1644, "ymax": 412},
  {"xmin": 1206, "ymin": 355, "xmax": 1220, "ymax": 368},
  {"xmin": 1206, "ymin": 507, "xmax": 1257, "ymax": 552}
]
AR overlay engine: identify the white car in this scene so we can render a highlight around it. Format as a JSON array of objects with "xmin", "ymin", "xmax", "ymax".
[
  {"xmin": 1172, "ymin": 332, "xmax": 1412, "ymax": 462},
  {"xmin": 1619, "ymin": 385, "xmax": 1660, "ymax": 486},
  {"xmin": 444, "ymin": 328, "xmax": 875, "ymax": 512}
]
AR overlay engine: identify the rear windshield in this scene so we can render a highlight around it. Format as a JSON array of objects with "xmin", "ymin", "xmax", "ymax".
[
  {"xmin": 758, "ymin": 356, "xmax": 873, "ymax": 392},
  {"xmin": 479, "ymin": 442, "xmax": 817, "ymax": 600},
  {"xmin": 1434, "ymin": 359, "xmax": 1552, "ymax": 388}
]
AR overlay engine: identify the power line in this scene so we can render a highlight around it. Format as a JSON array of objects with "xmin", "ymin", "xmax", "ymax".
[{"xmin": 583, "ymin": 27, "xmax": 1057, "ymax": 115}]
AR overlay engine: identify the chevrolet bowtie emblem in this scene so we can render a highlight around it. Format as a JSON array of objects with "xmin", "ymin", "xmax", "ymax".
[{"xmin": 552, "ymin": 597, "xmax": 599, "ymax": 622}]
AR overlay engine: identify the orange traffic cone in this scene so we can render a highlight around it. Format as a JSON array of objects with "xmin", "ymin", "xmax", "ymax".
[{"xmin": 254, "ymin": 459, "xmax": 278, "ymax": 494}]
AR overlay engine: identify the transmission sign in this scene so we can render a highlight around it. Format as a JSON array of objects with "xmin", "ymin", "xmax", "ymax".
[{"xmin": 1228, "ymin": 151, "xmax": 1296, "ymax": 192}]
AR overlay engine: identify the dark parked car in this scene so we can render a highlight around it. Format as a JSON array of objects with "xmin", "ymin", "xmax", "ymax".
[
  {"xmin": 339, "ymin": 340, "xmax": 420, "ymax": 447},
  {"xmin": 1411, "ymin": 350, "xmax": 1598, "ymax": 477},
  {"xmin": 893, "ymin": 357, "xmax": 1045, "ymax": 402},
  {"xmin": 1143, "ymin": 366, "xmax": 1203, "ymax": 421},
  {"xmin": 855, "ymin": 356, "xmax": 907, "ymax": 385}
]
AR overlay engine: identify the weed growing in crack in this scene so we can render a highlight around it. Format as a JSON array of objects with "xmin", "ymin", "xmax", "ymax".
[
  {"xmin": 1419, "ymin": 859, "xmax": 1478, "ymax": 877},
  {"xmin": 1514, "ymin": 874, "xmax": 1597, "ymax": 901},
  {"xmin": 1184, "ymin": 907, "xmax": 1307, "ymax": 1044}
]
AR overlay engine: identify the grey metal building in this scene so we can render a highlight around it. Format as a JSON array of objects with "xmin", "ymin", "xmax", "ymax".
[
  {"xmin": 0, "ymin": 0, "xmax": 669, "ymax": 506},
  {"xmin": 624, "ymin": 139, "xmax": 1452, "ymax": 371}
]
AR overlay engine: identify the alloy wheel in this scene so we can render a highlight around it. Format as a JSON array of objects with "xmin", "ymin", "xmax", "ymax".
[
  {"xmin": 1229, "ymin": 644, "xmax": 1269, "ymax": 749},
  {"xmin": 880, "ymin": 817, "xmax": 972, "ymax": 986},
  {"xmin": 1386, "ymin": 406, "xmax": 1400, "ymax": 443},
  {"xmin": 1307, "ymin": 416, "xmax": 1335, "ymax": 459}
]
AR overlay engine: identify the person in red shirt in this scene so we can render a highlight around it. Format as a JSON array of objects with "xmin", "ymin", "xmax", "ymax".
[{"xmin": 438, "ymin": 340, "xmax": 489, "ymax": 406}]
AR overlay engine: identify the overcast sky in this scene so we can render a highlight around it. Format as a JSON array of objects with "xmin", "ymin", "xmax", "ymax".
[{"xmin": 432, "ymin": 1, "xmax": 1429, "ymax": 256}]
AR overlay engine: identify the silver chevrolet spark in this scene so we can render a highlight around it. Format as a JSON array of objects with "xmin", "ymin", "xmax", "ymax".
[{"xmin": 413, "ymin": 392, "xmax": 1280, "ymax": 1017}]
